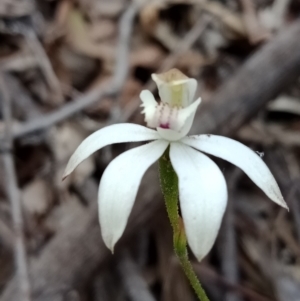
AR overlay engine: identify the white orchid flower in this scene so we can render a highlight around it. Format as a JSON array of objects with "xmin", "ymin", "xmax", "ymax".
[{"xmin": 63, "ymin": 68, "xmax": 288, "ymax": 261}]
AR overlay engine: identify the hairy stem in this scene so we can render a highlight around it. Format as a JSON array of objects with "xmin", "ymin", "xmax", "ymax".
[{"xmin": 159, "ymin": 150, "xmax": 210, "ymax": 301}]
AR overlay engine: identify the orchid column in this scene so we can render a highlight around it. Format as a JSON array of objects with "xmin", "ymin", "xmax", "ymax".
[{"xmin": 63, "ymin": 69, "xmax": 288, "ymax": 301}]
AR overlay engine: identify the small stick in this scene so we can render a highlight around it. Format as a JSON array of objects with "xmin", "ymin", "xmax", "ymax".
[
  {"xmin": 9, "ymin": 3, "xmax": 138, "ymax": 139},
  {"xmin": 220, "ymin": 169, "xmax": 243, "ymax": 301},
  {"xmin": 118, "ymin": 252, "xmax": 156, "ymax": 301},
  {"xmin": 25, "ymin": 30, "xmax": 64, "ymax": 104},
  {"xmin": 0, "ymin": 73, "xmax": 31, "ymax": 301},
  {"xmin": 239, "ymin": 0, "xmax": 270, "ymax": 44}
]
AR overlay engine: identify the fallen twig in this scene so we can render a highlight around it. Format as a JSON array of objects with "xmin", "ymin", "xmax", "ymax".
[
  {"xmin": 239, "ymin": 0, "xmax": 270, "ymax": 43},
  {"xmin": 117, "ymin": 252, "xmax": 156, "ymax": 301},
  {"xmin": 192, "ymin": 19, "xmax": 300, "ymax": 136},
  {"xmin": 9, "ymin": 3, "xmax": 138, "ymax": 139},
  {"xmin": 25, "ymin": 30, "xmax": 63, "ymax": 105},
  {"xmin": 0, "ymin": 73, "xmax": 31, "ymax": 301},
  {"xmin": 219, "ymin": 169, "xmax": 243, "ymax": 301}
]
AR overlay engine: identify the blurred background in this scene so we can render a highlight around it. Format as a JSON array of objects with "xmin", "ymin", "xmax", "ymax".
[{"xmin": 1, "ymin": 0, "xmax": 300, "ymax": 300}]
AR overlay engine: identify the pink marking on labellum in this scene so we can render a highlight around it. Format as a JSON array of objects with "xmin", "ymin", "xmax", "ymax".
[{"xmin": 160, "ymin": 123, "xmax": 170, "ymax": 129}]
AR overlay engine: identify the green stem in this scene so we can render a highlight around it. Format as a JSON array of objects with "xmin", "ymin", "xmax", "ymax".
[
  {"xmin": 159, "ymin": 150, "xmax": 210, "ymax": 301},
  {"xmin": 159, "ymin": 149, "xmax": 180, "ymax": 231}
]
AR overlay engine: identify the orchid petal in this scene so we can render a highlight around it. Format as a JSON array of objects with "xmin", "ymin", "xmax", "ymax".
[
  {"xmin": 182, "ymin": 135, "xmax": 288, "ymax": 209},
  {"xmin": 63, "ymin": 124, "xmax": 161, "ymax": 179},
  {"xmin": 175, "ymin": 97, "xmax": 201, "ymax": 133},
  {"xmin": 99, "ymin": 140, "xmax": 169, "ymax": 251},
  {"xmin": 140, "ymin": 90, "xmax": 158, "ymax": 128},
  {"xmin": 170, "ymin": 142, "xmax": 227, "ymax": 261}
]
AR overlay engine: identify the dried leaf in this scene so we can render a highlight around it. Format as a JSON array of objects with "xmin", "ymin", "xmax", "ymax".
[
  {"xmin": 0, "ymin": 0, "xmax": 34, "ymax": 17},
  {"xmin": 22, "ymin": 179, "xmax": 52, "ymax": 215},
  {"xmin": 267, "ymin": 95, "xmax": 300, "ymax": 115},
  {"xmin": 51, "ymin": 122, "xmax": 95, "ymax": 186}
]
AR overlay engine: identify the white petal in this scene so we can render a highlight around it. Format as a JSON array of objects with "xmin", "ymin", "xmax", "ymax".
[
  {"xmin": 182, "ymin": 135, "xmax": 288, "ymax": 209},
  {"xmin": 63, "ymin": 123, "xmax": 161, "ymax": 179},
  {"xmin": 174, "ymin": 97, "xmax": 201, "ymax": 133},
  {"xmin": 99, "ymin": 140, "xmax": 169, "ymax": 251},
  {"xmin": 157, "ymin": 128, "xmax": 184, "ymax": 141},
  {"xmin": 140, "ymin": 90, "xmax": 158, "ymax": 128},
  {"xmin": 170, "ymin": 142, "xmax": 227, "ymax": 261}
]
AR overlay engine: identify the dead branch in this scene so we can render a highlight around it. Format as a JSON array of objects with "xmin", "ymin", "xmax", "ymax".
[
  {"xmin": 0, "ymin": 73, "xmax": 31, "ymax": 300},
  {"xmin": 192, "ymin": 19, "xmax": 300, "ymax": 136},
  {"xmin": 8, "ymin": 3, "xmax": 138, "ymax": 139}
]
